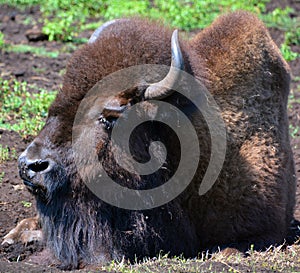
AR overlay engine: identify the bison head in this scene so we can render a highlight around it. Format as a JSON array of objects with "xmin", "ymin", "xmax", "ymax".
[{"xmin": 18, "ymin": 27, "xmax": 186, "ymax": 201}]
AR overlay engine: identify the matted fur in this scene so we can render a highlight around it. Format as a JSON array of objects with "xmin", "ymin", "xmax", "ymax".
[{"xmin": 20, "ymin": 11, "xmax": 295, "ymax": 269}]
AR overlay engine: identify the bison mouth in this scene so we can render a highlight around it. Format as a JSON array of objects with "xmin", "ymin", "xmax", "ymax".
[
  {"xmin": 23, "ymin": 179, "xmax": 36, "ymax": 188},
  {"xmin": 23, "ymin": 179, "xmax": 48, "ymax": 200}
]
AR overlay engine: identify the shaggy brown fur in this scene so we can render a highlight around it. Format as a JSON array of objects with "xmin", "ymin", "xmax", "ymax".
[
  {"xmin": 14, "ymin": 11, "xmax": 295, "ymax": 269},
  {"xmin": 188, "ymin": 11, "xmax": 295, "ymax": 248}
]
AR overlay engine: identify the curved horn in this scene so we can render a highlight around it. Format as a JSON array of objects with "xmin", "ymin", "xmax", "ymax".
[
  {"xmin": 88, "ymin": 19, "xmax": 128, "ymax": 44},
  {"xmin": 144, "ymin": 29, "xmax": 184, "ymax": 100}
]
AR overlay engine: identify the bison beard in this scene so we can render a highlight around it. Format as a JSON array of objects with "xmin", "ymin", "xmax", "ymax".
[{"xmin": 12, "ymin": 11, "xmax": 296, "ymax": 270}]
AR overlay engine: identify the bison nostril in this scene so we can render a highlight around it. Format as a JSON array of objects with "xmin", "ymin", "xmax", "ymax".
[{"xmin": 28, "ymin": 160, "xmax": 49, "ymax": 173}]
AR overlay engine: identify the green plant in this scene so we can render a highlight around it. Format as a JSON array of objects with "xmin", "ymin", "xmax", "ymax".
[
  {"xmin": 0, "ymin": 0, "xmax": 271, "ymax": 41},
  {"xmin": 0, "ymin": 171, "xmax": 5, "ymax": 183},
  {"xmin": 280, "ymin": 44, "xmax": 299, "ymax": 62},
  {"xmin": 0, "ymin": 145, "xmax": 9, "ymax": 163},
  {"xmin": 0, "ymin": 0, "xmax": 40, "ymax": 6},
  {"xmin": 42, "ymin": 14, "xmax": 75, "ymax": 41},
  {"xmin": 262, "ymin": 7, "xmax": 293, "ymax": 28},
  {"xmin": 104, "ymin": 0, "xmax": 151, "ymax": 20},
  {"xmin": 21, "ymin": 200, "xmax": 32, "ymax": 208},
  {"xmin": 289, "ymin": 124, "xmax": 300, "ymax": 139},
  {"xmin": 262, "ymin": 7, "xmax": 300, "ymax": 61},
  {"xmin": 32, "ymin": 67, "xmax": 47, "ymax": 74},
  {"xmin": 0, "ymin": 31, "xmax": 5, "ymax": 48},
  {"xmin": 0, "ymin": 78, "xmax": 57, "ymax": 137},
  {"xmin": 7, "ymin": 44, "xmax": 59, "ymax": 58},
  {"xmin": 40, "ymin": 0, "xmax": 104, "ymax": 41},
  {"xmin": 102, "ymin": 0, "xmax": 269, "ymax": 31},
  {"xmin": 22, "ymin": 15, "xmax": 36, "ymax": 25},
  {"xmin": 0, "ymin": 144, "xmax": 17, "ymax": 163},
  {"xmin": 292, "ymin": 76, "xmax": 300, "ymax": 83}
]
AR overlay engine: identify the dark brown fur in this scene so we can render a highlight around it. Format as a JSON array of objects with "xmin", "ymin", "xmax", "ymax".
[{"xmin": 18, "ymin": 11, "xmax": 295, "ymax": 269}]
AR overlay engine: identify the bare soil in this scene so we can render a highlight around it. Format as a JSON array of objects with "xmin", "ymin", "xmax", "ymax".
[{"xmin": 0, "ymin": 1, "xmax": 300, "ymax": 272}]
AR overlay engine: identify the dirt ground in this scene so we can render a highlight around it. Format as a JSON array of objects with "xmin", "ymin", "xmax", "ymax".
[{"xmin": 0, "ymin": 1, "xmax": 300, "ymax": 272}]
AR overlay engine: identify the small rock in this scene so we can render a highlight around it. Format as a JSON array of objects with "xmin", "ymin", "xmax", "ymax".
[
  {"xmin": 13, "ymin": 70, "xmax": 25, "ymax": 77},
  {"xmin": 10, "ymin": 11, "xmax": 17, "ymax": 21},
  {"xmin": 13, "ymin": 185, "xmax": 25, "ymax": 191},
  {"xmin": 12, "ymin": 28, "xmax": 19, "ymax": 34},
  {"xmin": 25, "ymin": 27, "xmax": 48, "ymax": 42}
]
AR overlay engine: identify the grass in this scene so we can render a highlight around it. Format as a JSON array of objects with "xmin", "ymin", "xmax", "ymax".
[
  {"xmin": 210, "ymin": 244, "xmax": 300, "ymax": 273},
  {"xmin": 21, "ymin": 200, "xmax": 32, "ymax": 208},
  {"xmin": 0, "ymin": 31, "xmax": 4, "ymax": 48},
  {"xmin": 288, "ymin": 82, "xmax": 300, "ymax": 141},
  {"xmin": 262, "ymin": 7, "xmax": 300, "ymax": 61},
  {"xmin": 6, "ymin": 44, "xmax": 59, "ymax": 58},
  {"xmin": 32, "ymin": 66, "xmax": 47, "ymax": 74},
  {"xmin": 0, "ymin": 172, "xmax": 4, "ymax": 183},
  {"xmin": 1, "ymin": 0, "xmax": 269, "ymax": 40},
  {"xmin": 290, "ymin": 124, "xmax": 300, "ymax": 139},
  {"xmin": 0, "ymin": 145, "xmax": 10, "ymax": 163},
  {"xmin": 0, "ymin": 78, "xmax": 57, "ymax": 137},
  {"xmin": 0, "ymin": 144, "xmax": 17, "ymax": 163},
  {"xmin": 0, "ymin": 31, "xmax": 60, "ymax": 57},
  {"xmin": 103, "ymin": 0, "xmax": 269, "ymax": 29},
  {"xmin": 0, "ymin": 0, "xmax": 299, "ymax": 60},
  {"xmin": 85, "ymin": 245, "xmax": 300, "ymax": 272},
  {"xmin": 280, "ymin": 44, "xmax": 299, "ymax": 62}
]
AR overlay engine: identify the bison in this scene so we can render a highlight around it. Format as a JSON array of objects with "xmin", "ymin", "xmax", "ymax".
[{"xmin": 4, "ymin": 11, "xmax": 296, "ymax": 269}]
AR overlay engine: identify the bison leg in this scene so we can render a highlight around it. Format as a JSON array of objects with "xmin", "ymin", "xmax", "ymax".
[{"xmin": 1, "ymin": 215, "xmax": 42, "ymax": 245}]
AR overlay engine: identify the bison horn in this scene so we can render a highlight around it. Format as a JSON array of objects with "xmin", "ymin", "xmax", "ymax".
[
  {"xmin": 144, "ymin": 29, "xmax": 184, "ymax": 100},
  {"xmin": 88, "ymin": 19, "xmax": 128, "ymax": 44}
]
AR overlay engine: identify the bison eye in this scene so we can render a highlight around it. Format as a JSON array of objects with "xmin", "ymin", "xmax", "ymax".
[{"xmin": 98, "ymin": 114, "xmax": 117, "ymax": 130}]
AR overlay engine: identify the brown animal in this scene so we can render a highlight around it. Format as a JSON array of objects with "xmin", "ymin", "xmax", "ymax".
[{"xmin": 5, "ymin": 11, "xmax": 296, "ymax": 269}]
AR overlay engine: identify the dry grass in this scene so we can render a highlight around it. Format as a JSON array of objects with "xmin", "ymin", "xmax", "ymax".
[{"xmin": 91, "ymin": 242, "xmax": 300, "ymax": 273}]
